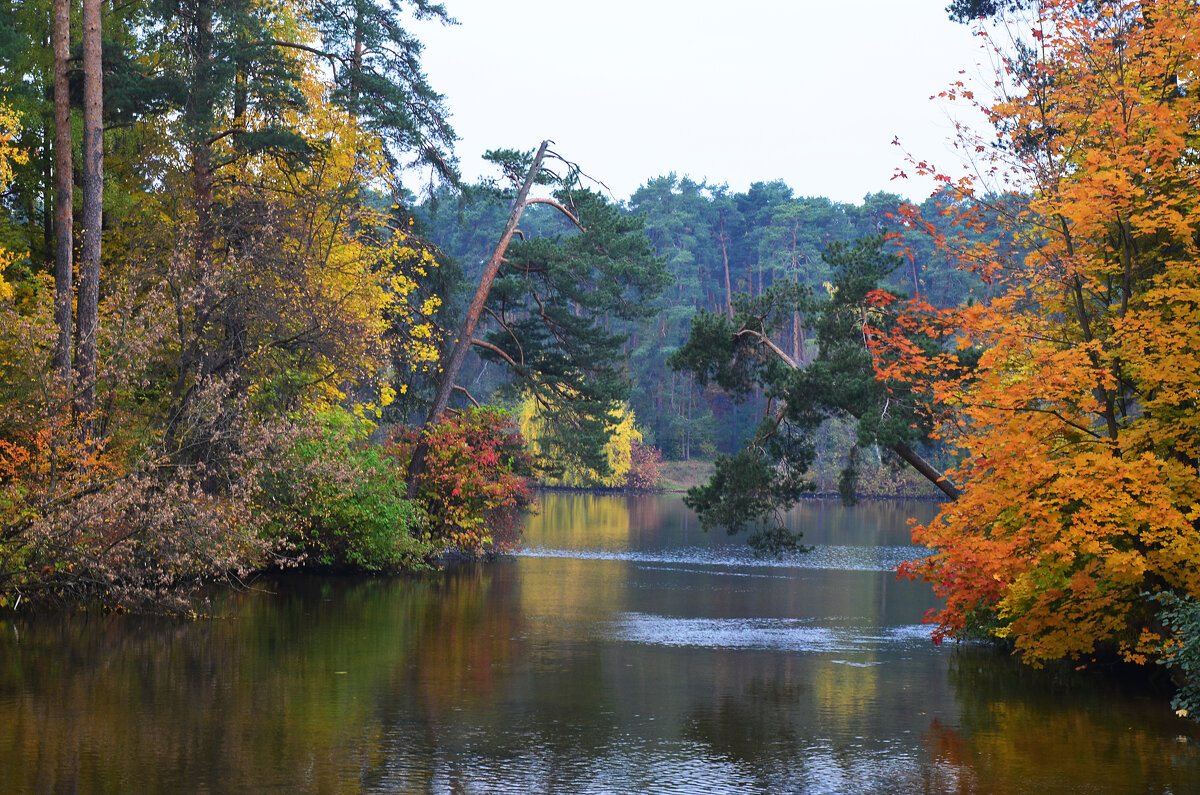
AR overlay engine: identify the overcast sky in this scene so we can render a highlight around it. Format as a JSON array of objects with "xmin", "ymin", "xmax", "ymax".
[{"xmin": 413, "ymin": 1, "xmax": 992, "ymax": 205}]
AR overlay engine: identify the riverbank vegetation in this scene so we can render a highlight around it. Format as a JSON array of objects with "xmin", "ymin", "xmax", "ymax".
[{"xmin": 2, "ymin": 0, "xmax": 1200, "ymax": 717}]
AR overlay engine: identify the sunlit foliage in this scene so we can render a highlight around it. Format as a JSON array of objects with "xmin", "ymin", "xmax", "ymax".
[
  {"xmin": 0, "ymin": 3, "xmax": 452, "ymax": 608},
  {"xmin": 517, "ymin": 393, "xmax": 644, "ymax": 488}
]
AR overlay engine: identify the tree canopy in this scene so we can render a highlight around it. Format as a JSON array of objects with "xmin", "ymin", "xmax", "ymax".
[{"xmin": 880, "ymin": 0, "xmax": 1200, "ymax": 668}]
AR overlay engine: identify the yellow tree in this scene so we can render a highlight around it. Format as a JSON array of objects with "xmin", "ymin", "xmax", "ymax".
[
  {"xmin": 886, "ymin": 0, "xmax": 1200, "ymax": 665},
  {"xmin": 135, "ymin": 42, "xmax": 444, "ymax": 454},
  {"xmin": 517, "ymin": 393, "xmax": 642, "ymax": 488},
  {"xmin": 0, "ymin": 104, "xmax": 24, "ymax": 302}
]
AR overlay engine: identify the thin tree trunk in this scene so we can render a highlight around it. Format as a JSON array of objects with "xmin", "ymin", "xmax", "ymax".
[
  {"xmin": 684, "ymin": 390, "xmax": 692, "ymax": 461},
  {"xmin": 52, "ymin": 0, "xmax": 73, "ymax": 384},
  {"xmin": 169, "ymin": 0, "xmax": 214, "ymax": 429},
  {"xmin": 189, "ymin": 0, "xmax": 215, "ymax": 267},
  {"xmin": 792, "ymin": 311, "xmax": 801, "ymax": 364},
  {"xmin": 350, "ymin": 6, "xmax": 364, "ymax": 103},
  {"xmin": 406, "ymin": 141, "xmax": 550, "ymax": 490},
  {"xmin": 719, "ymin": 216, "xmax": 732, "ymax": 319},
  {"xmin": 77, "ymin": 0, "xmax": 103, "ymax": 438},
  {"xmin": 790, "ymin": 220, "xmax": 801, "ymax": 365}
]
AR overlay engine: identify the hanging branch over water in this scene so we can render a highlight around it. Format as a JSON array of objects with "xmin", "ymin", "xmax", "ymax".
[{"xmin": 670, "ymin": 235, "xmax": 959, "ymax": 554}]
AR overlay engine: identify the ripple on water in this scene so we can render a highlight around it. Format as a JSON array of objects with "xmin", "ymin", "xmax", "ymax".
[
  {"xmin": 610, "ymin": 613, "xmax": 936, "ymax": 654},
  {"xmin": 517, "ymin": 544, "xmax": 931, "ymax": 573}
]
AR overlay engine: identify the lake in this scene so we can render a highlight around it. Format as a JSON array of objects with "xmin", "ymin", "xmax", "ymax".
[{"xmin": 2, "ymin": 493, "xmax": 1198, "ymax": 793}]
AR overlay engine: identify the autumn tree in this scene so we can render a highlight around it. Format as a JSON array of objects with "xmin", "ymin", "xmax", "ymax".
[
  {"xmin": 0, "ymin": 0, "xmax": 457, "ymax": 607},
  {"xmin": 517, "ymin": 394, "xmax": 642, "ymax": 488},
  {"xmin": 883, "ymin": 0, "xmax": 1200, "ymax": 668}
]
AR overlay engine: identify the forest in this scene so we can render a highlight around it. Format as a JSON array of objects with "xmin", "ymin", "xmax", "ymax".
[{"xmin": 2, "ymin": 0, "xmax": 1200, "ymax": 719}]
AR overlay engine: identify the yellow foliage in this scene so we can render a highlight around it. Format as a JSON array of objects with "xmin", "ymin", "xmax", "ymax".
[
  {"xmin": 517, "ymin": 394, "xmax": 642, "ymax": 488},
  {"xmin": 0, "ymin": 103, "xmax": 24, "ymax": 302},
  {"xmin": 0, "ymin": 102, "xmax": 24, "ymax": 191},
  {"xmin": 214, "ymin": 50, "xmax": 440, "ymax": 424}
]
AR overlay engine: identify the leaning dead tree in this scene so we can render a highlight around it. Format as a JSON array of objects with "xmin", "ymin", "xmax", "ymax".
[
  {"xmin": 404, "ymin": 141, "xmax": 668, "ymax": 492},
  {"xmin": 405, "ymin": 141, "xmax": 563, "ymax": 488}
]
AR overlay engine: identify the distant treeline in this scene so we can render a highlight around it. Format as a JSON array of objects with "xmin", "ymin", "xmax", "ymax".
[{"xmin": 411, "ymin": 176, "xmax": 1023, "ymax": 471}]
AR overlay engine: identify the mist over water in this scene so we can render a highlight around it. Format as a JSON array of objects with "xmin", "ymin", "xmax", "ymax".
[{"xmin": 2, "ymin": 493, "xmax": 1198, "ymax": 793}]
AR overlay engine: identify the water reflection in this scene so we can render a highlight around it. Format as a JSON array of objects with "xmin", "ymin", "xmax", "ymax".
[
  {"xmin": 1, "ymin": 493, "xmax": 1198, "ymax": 793},
  {"xmin": 522, "ymin": 493, "xmax": 936, "ymax": 553}
]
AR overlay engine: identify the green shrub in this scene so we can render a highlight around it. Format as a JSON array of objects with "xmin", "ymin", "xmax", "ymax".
[
  {"xmin": 262, "ymin": 410, "xmax": 430, "ymax": 571},
  {"xmin": 1154, "ymin": 592, "xmax": 1200, "ymax": 719}
]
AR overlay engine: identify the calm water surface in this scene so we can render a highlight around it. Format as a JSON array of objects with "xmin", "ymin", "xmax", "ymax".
[{"xmin": 2, "ymin": 493, "xmax": 1199, "ymax": 793}]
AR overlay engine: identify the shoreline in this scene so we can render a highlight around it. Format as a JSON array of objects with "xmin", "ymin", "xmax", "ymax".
[{"xmin": 530, "ymin": 482, "xmax": 945, "ymax": 501}]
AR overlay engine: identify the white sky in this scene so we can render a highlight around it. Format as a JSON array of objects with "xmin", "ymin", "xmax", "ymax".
[{"xmin": 413, "ymin": 1, "xmax": 993, "ymax": 204}]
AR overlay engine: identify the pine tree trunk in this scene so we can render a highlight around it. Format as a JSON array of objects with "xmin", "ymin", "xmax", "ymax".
[
  {"xmin": 76, "ymin": 0, "xmax": 103, "ymax": 438},
  {"xmin": 790, "ymin": 220, "xmax": 800, "ymax": 365},
  {"xmin": 684, "ymin": 391, "xmax": 692, "ymax": 461},
  {"xmin": 892, "ymin": 441, "xmax": 960, "ymax": 500},
  {"xmin": 52, "ymin": 0, "xmax": 73, "ymax": 385},
  {"xmin": 792, "ymin": 311, "xmax": 800, "ymax": 365}
]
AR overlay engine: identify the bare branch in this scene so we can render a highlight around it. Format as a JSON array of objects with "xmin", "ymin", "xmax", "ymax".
[
  {"xmin": 523, "ymin": 197, "xmax": 584, "ymax": 231},
  {"xmin": 266, "ymin": 38, "xmax": 345, "ymax": 66},
  {"xmin": 452, "ymin": 384, "xmax": 481, "ymax": 408},
  {"xmin": 483, "ymin": 305, "xmax": 525, "ymax": 365},
  {"xmin": 470, "ymin": 337, "xmax": 522, "ymax": 370},
  {"xmin": 545, "ymin": 147, "xmax": 614, "ymax": 197},
  {"xmin": 733, "ymin": 328, "xmax": 799, "ymax": 369}
]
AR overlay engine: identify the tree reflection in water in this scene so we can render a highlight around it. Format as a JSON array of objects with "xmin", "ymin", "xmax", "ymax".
[{"xmin": 2, "ymin": 494, "xmax": 1199, "ymax": 793}]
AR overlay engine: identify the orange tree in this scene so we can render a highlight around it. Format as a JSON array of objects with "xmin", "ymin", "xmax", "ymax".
[{"xmin": 883, "ymin": 0, "xmax": 1200, "ymax": 669}]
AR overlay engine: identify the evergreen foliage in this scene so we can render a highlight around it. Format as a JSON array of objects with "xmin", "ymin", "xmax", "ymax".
[
  {"xmin": 479, "ymin": 186, "xmax": 670, "ymax": 476},
  {"xmin": 668, "ymin": 234, "xmax": 949, "ymax": 552},
  {"xmin": 1154, "ymin": 593, "xmax": 1200, "ymax": 719},
  {"xmin": 419, "ymin": 176, "xmax": 1006, "ymax": 473}
]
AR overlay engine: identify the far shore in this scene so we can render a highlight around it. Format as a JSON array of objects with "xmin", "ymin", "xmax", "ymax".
[{"xmin": 532, "ymin": 458, "xmax": 944, "ymax": 501}]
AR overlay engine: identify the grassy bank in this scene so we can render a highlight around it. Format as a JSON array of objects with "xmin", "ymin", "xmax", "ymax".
[
  {"xmin": 658, "ymin": 457, "xmax": 943, "ymax": 499},
  {"xmin": 659, "ymin": 460, "xmax": 716, "ymax": 492}
]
